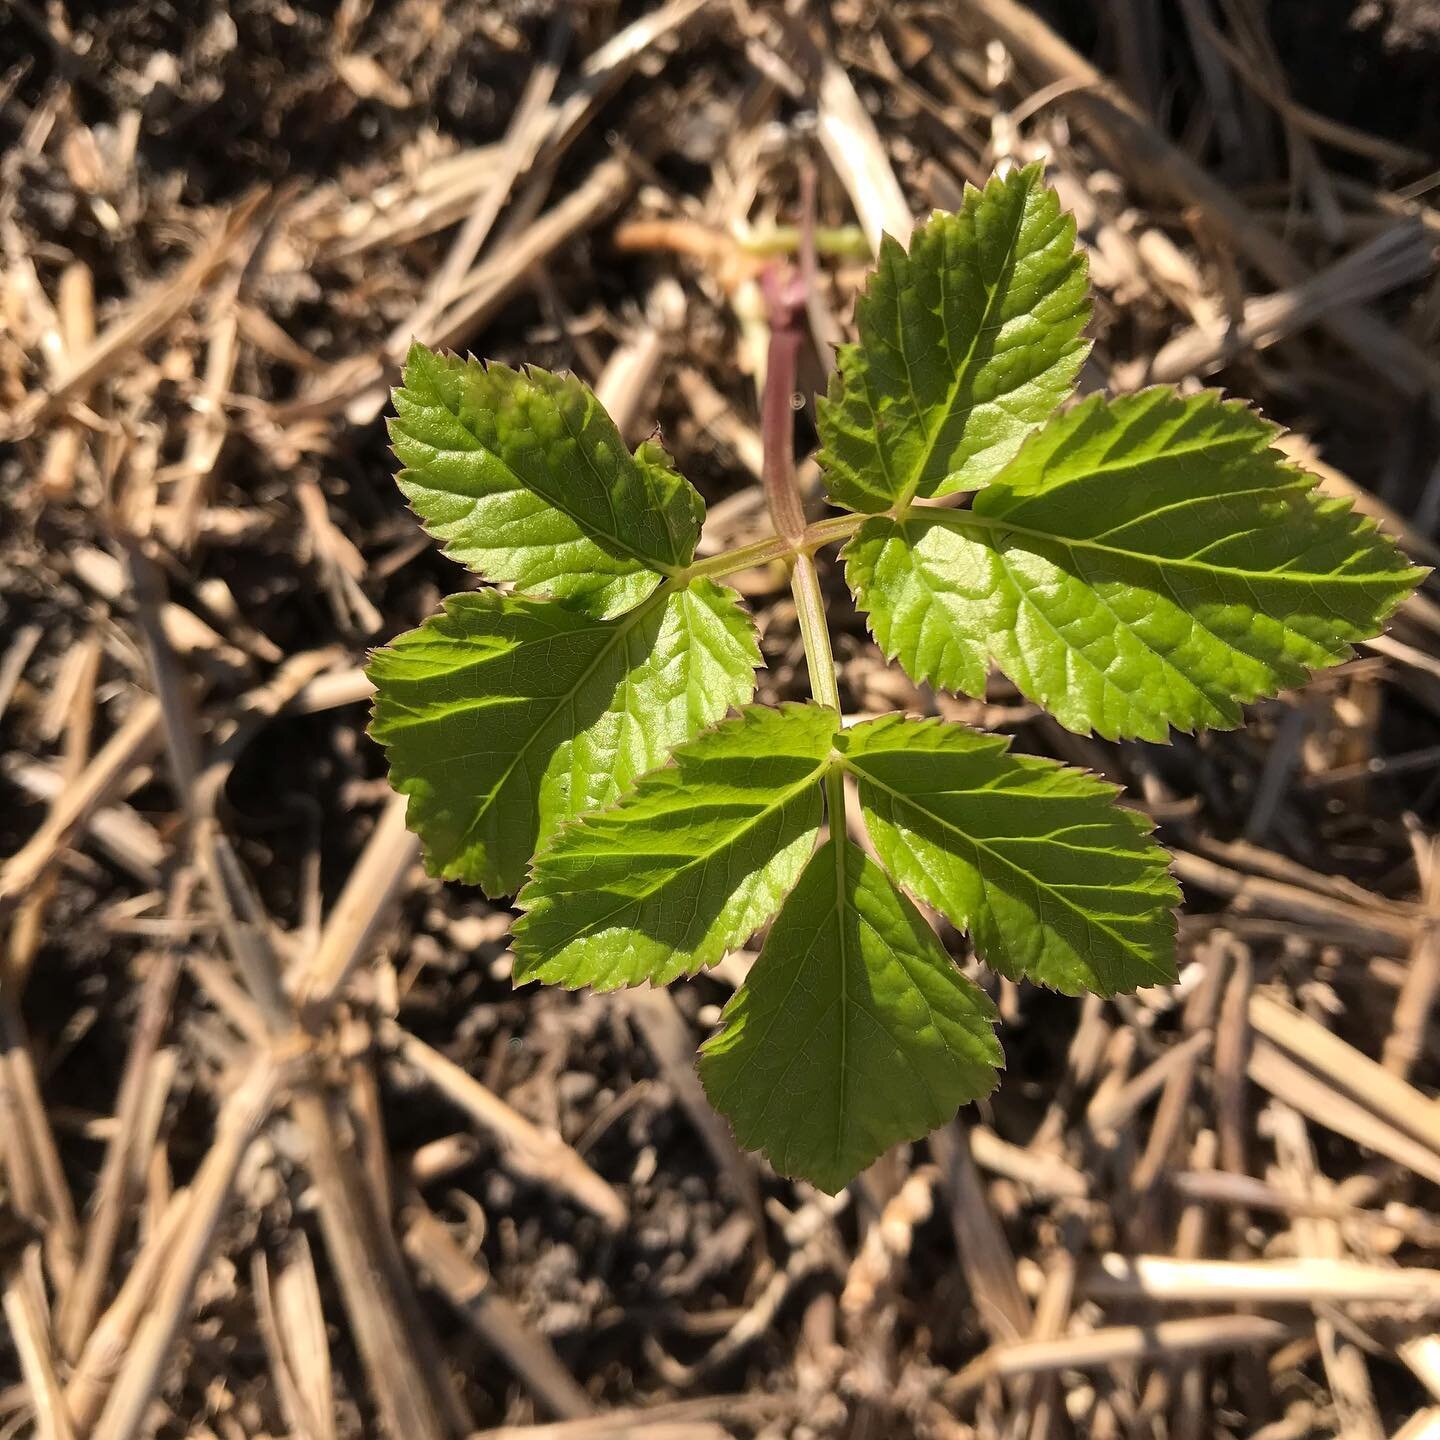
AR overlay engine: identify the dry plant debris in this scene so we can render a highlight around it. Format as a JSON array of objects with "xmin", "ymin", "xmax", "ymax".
[{"xmin": 3, "ymin": 1, "xmax": 1440, "ymax": 1437}]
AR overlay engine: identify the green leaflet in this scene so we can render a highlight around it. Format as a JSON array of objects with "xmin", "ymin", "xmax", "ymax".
[
  {"xmin": 513, "ymin": 704, "xmax": 837, "ymax": 992},
  {"xmin": 700, "ymin": 838, "xmax": 1002, "ymax": 1194},
  {"xmin": 366, "ymin": 168, "xmax": 1427, "ymax": 1201},
  {"xmin": 392, "ymin": 345, "xmax": 704, "ymax": 617},
  {"xmin": 367, "ymin": 578, "xmax": 758, "ymax": 897},
  {"xmin": 838, "ymin": 715, "xmax": 1177, "ymax": 997},
  {"xmin": 846, "ymin": 389, "xmax": 1425, "ymax": 741},
  {"xmin": 817, "ymin": 163, "xmax": 1090, "ymax": 513}
]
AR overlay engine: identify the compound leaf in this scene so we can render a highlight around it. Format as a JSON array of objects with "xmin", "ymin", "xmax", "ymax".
[
  {"xmin": 700, "ymin": 838, "xmax": 1001, "ymax": 1193},
  {"xmin": 847, "ymin": 389, "xmax": 1425, "ymax": 741},
  {"xmin": 392, "ymin": 344, "xmax": 704, "ymax": 617},
  {"xmin": 838, "ymin": 715, "xmax": 1177, "ymax": 996},
  {"xmin": 817, "ymin": 163, "xmax": 1090, "ymax": 513},
  {"xmin": 512, "ymin": 704, "xmax": 837, "ymax": 992},
  {"xmin": 368, "ymin": 578, "xmax": 758, "ymax": 897}
]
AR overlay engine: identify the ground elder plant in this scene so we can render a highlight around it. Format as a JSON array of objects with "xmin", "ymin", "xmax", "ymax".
[{"xmin": 368, "ymin": 165, "xmax": 1423, "ymax": 1194}]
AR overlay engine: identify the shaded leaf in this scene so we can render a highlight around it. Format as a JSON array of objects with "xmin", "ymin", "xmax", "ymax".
[
  {"xmin": 368, "ymin": 579, "xmax": 758, "ymax": 897},
  {"xmin": 700, "ymin": 838, "xmax": 1001, "ymax": 1193}
]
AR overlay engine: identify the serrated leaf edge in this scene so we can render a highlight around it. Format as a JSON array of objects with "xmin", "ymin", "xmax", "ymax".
[
  {"xmin": 389, "ymin": 345, "xmax": 699, "ymax": 599},
  {"xmin": 510, "ymin": 702, "xmax": 838, "ymax": 993},
  {"xmin": 365, "ymin": 577, "xmax": 762, "ymax": 896},
  {"xmin": 816, "ymin": 161, "xmax": 1093, "ymax": 514},
  {"xmin": 699, "ymin": 835, "xmax": 1004, "ymax": 1192},
  {"xmin": 836, "ymin": 712, "xmax": 1182, "ymax": 998},
  {"xmin": 843, "ymin": 387, "xmax": 1428, "ymax": 742}
]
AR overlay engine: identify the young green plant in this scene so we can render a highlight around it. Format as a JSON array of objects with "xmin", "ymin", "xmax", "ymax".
[{"xmin": 368, "ymin": 165, "xmax": 1423, "ymax": 1194}]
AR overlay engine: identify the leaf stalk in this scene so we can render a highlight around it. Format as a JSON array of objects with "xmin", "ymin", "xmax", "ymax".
[{"xmin": 679, "ymin": 513, "xmax": 864, "ymax": 583}]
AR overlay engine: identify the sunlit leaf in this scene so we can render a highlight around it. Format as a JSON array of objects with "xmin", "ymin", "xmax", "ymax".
[
  {"xmin": 818, "ymin": 163, "xmax": 1089, "ymax": 513},
  {"xmin": 393, "ymin": 344, "xmax": 704, "ymax": 617},
  {"xmin": 839, "ymin": 714, "xmax": 1177, "ymax": 996},
  {"xmin": 847, "ymin": 390, "xmax": 1424, "ymax": 740},
  {"xmin": 514, "ymin": 704, "xmax": 836, "ymax": 991}
]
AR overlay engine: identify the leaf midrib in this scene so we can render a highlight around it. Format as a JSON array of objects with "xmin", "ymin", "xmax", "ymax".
[
  {"xmin": 446, "ymin": 587, "xmax": 674, "ymax": 874},
  {"xmin": 931, "ymin": 511, "xmax": 1408, "ymax": 588},
  {"xmin": 892, "ymin": 192, "xmax": 1031, "ymax": 511}
]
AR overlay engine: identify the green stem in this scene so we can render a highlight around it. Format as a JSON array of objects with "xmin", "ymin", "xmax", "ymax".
[
  {"xmin": 806, "ymin": 513, "xmax": 868, "ymax": 550},
  {"xmin": 792, "ymin": 550, "xmax": 850, "ymax": 835},
  {"xmin": 736, "ymin": 223, "xmax": 870, "ymax": 260},
  {"xmin": 682, "ymin": 531, "xmax": 798, "ymax": 580},
  {"xmin": 791, "ymin": 552, "xmax": 840, "ymax": 711},
  {"xmin": 679, "ymin": 513, "xmax": 865, "ymax": 584}
]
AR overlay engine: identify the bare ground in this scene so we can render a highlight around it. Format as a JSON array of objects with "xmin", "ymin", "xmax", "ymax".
[{"xmin": 3, "ymin": 3, "xmax": 1440, "ymax": 1438}]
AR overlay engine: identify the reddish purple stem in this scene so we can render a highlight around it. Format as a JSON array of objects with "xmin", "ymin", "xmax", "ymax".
[{"xmin": 760, "ymin": 264, "xmax": 809, "ymax": 546}]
